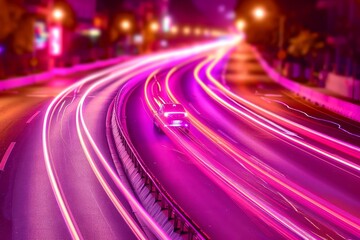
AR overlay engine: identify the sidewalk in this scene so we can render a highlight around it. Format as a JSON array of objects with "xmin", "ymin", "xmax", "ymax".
[
  {"xmin": 250, "ymin": 45, "xmax": 360, "ymax": 123},
  {"xmin": 0, "ymin": 55, "xmax": 129, "ymax": 91}
]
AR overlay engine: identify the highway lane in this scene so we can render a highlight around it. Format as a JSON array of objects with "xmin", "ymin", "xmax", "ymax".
[
  {"xmin": 2, "ymin": 37, "xmax": 359, "ymax": 239},
  {"xmin": 125, "ymin": 57, "xmax": 281, "ymax": 239},
  {"xmin": 0, "ymin": 53, "xmax": 189, "ymax": 239},
  {"xmin": 1, "ymin": 39, "xmax": 240, "ymax": 239},
  {"xmin": 122, "ymin": 43, "xmax": 360, "ymax": 239},
  {"xmin": 167, "ymin": 65, "xmax": 360, "ymax": 238},
  {"xmin": 224, "ymin": 45, "xmax": 360, "ymax": 161},
  {"xmin": 0, "ymin": 72, "xmax": 103, "ymax": 239}
]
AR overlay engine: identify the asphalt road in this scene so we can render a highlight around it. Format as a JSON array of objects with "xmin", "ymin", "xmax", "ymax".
[
  {"xmin": 123, "ymin": 43, "xmax": 360, "ymax": 239},
  {"xmin": 1, "ymin": 38, "xmax": 359, "ymax": 239}
]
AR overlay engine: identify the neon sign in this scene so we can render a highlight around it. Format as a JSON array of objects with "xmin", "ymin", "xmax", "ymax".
[{"xmin": 49, "ymin": 26, "xmax": 62, "ymax": 56}]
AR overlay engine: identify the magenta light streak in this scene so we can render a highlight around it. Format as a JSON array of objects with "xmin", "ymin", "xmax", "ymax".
[
  {"xmin": 159, "ymin": 63, "xmax": 316, "ymax": 239},
  {"xmin": 42, "ymin": 61, "xmax": 135, "ymax": 240},
  {"xmin": 194, "ymin": 54, "xmax": 360, "ymax": 236},
  {"xmin": 43, "ymin": 39, "xmax": 239, "ymax": 239},
  {"xmin": 76, "ymin": 60, "xmax": 187, "ymax": 239},
  {"xmin": 206, "ymin": 50, "xmax": 360, "ymax": 168}
]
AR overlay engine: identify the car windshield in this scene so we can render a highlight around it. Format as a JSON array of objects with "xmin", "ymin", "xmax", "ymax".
[{"xmin": 162, "ymin": 104, "xmax": 187, "ymax": 117}]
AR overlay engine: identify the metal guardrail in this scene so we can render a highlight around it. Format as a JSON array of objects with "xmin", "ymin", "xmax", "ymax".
[{"xmin": 112, "ymin": 87, "xmax": 209, "ymax": 240}]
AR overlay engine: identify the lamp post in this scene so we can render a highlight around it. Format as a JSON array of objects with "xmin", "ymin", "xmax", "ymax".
[
  {"xmin": 251, "ymin": 7, "xmax": 286, "ymax": 64},
  {"xmin": 48, "ymin": 8, "xmax": 64, "ymax": 69},
  {"xmin": 120, "ymin": 19, "xmax": 132, "ymax": 54}
]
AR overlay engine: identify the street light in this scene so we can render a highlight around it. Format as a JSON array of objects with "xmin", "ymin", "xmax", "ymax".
[
  {"xmin": 120, "ymin": 19, "xmax": 131, "ymax": 32},
  {"xmin": 183, "ymin": 26, "xmax": 191, "ymax": 36},
  {"xmin": 236, "ymin": 19, "xmax": 246, "ymax": 31},
  {"xmin": 253, "ymin": 7, "xmax": 266, "ymax": 20},
  {"xmin": 52, "ymin": 8, "xmax": 64, "ymax": 21},
  {"xmin": 170, "ymin": 25, "xmax": 179, "ymax": 35},
  {"xmin": 194, "ymin": 27, "xmax": 202, "ymax": 36},
  {"xmin": 150, "ymin": 21, "xmax": 159, "ymax": 33}
]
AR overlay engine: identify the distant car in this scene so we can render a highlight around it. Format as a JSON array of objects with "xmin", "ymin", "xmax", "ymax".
[{"xmin": 154, "ymin": 103, "xmax": 190, "ymax": 133}]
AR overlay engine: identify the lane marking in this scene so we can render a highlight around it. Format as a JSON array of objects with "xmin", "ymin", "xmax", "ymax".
[
  {"xmin": 188, "ymin": 103, "xmax": 201, "ymax": 115},
  {"xmin": 26, "ymin": 111, "xmax": 41, "ymax": 124},
  {"xmin": 0, "ymin": 142, "xmax": 16, "ymax": 171},
  {"xmin": 217, "ymin": 129, "xmax": 238, "ymax": 144}
]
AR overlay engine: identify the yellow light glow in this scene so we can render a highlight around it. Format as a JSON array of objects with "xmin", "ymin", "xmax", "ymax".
[
  {"xmin": 236, "ymin": 19, "xmax": 246, "ymax": 31},
  {"xmin": 253, "ymin": 7, "xmax": 266, "ymax": 20},
  {"xmin": 183, "ymin": 26, "xmax": 191, "ymax": 35},
  {"xmin": 52, "ymin": 9, "xmax": 64, "ymax": 21},
  {"xmin": 120, "ymin": 20, "xmax": 131, "ymax": 31},
  {"xmin": 150, "ymin": 21, "xmax": 159, "ymax": 32},
  {"xmin": 194, "ymin": 28, "xmax": 202, "ymax": 36},
  {"xmin": 170, "ymin": 25, "xmax": 179, "ymax": 35}
]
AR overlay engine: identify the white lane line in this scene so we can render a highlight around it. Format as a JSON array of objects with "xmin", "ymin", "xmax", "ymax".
[
  {"xmin": 217, "ymin": 129, "xmax": 238, "ymax": 144},
  {"xmin": 0, "ymin": 142, "xmax": 16, "ymax": 171},
  {"xmin": 26, "ymin": 111, "xmax": 41, "ymax": 124},
  {"xmin": 188, "ymin": 103, "xmax": 201, "ymax": 115}
]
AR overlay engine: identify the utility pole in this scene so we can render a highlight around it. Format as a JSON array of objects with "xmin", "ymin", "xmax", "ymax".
[{"xmin": 47, "ymin": 0, "xmax": 55, "ymax": 70}]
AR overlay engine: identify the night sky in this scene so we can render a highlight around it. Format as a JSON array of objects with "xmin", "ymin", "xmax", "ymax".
[{"xmin": 96, "ymin": 0, "xmax": 319, "ymax": 28}]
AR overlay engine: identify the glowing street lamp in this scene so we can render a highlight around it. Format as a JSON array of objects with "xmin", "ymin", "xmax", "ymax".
[
  {"xmin": 236, "ymin": 19, "xmax": 246, "ymax": 31},
  {"xmin": 183, "ymin": 26, "xmax": 191, "ymax": 36},
  {"xmin": 170, "ymin": 25, "xmax": 179, "ymax": 35},
  {"xmin": 194, "ymin": 27, "xmax": 202, "ymax": 36},
  {"xmin": 253, "ymin": 7, "xmax": 266, "ymax": 20},
  {"xmin": 52, "ymin": 8, "xmax": 64, "ymax": 21},
  {"xmin": 150, "ymin": 21, "xmax": 159, "ymax": 33},
  {"xmin": 120, "ymin": 19, "xmax": 131, "ymax": 32}
]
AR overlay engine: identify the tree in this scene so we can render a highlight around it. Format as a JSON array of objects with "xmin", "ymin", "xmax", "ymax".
[
  {"xmin": 0, "ymin": 0, "xmax": 24, "ymax": 42},
  {"xmin": 0, "ymin": 0, "xmax": 36, "ymax": 54},
  {"xmin": 288, "ymin": 30, "xmax": 324, "ymax": 61},
  {"xmin": 54, "ymin": 0, "xmax": 77, "ymax": 30},
  {"xmin": 11, "ymin": 14, "xmax": 35, "ymax": 54}
]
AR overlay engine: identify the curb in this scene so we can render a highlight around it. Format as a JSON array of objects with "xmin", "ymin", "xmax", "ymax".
[
  {"xmin": 253, "ymin": 48, "xmax": 360, "ymax": 123},
  {"xmin": 0, "ymin": 55, "xmax": 129, "ymax": 91}
]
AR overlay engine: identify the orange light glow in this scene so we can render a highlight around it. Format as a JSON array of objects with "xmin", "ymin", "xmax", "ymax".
[
  {"xmin": 52, "ymin": 9, "xmax": 64, "ymax": 21},
  {"xmin": 183, "ymin": 26, "xmax": 191, "ymax": 35},
  {"xmin": 170, "ymin": 25, "xmax": 179, "ymax": 35},
  {"xmin": 150, "ymin": 21, "xmax": 159, "ymax": 32},
  {"xmin": 236, "ymin": 19, "xmax": 246, "ymax": 31},
  {"xmin": 253, "ymin": 7, "xmax": 266, "ymax": 20},
  {"xmin": 120, "ymin": 19, "xmax": 131, "ymax": 31}
]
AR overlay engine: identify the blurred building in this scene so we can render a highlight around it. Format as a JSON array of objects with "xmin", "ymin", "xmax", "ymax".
[{"xmin": 24, "ymin": 0, "xmax": 96, "ymax": 25}]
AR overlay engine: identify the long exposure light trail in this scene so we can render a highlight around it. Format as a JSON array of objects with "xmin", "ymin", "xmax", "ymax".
[
  {"xmin": 192, "ymin": 55, "xmax": 360, "ymax": 237},
  {"xmin": 143, "ymin": 65, "xmax": 318, "ymax": 239},
  {"xmin": 75, "ymin": 61, "xmax": 184, "ymax": 240},
  {"xmin": 42, "ymin": 62, "xmax": 137, "ymax": 240},
  {"xmin": 205, "ymin": 50, "xmax": 360, "ymax": 169},
  {"xmin": 141, "ymin": 51, "xmax": 360, "ymax": 238},
  {"xmin": 159, "ymin": 64, "xmax": 318, "ymax": 239},
  {"xmin": 43, "ymin": 38, "xmax": 240, "ymax": 239}
]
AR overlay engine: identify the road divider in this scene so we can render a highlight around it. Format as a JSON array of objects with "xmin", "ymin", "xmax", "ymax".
[{"xmin": 108, "ymin": 80, "xmax": 209, "ymax": 240}]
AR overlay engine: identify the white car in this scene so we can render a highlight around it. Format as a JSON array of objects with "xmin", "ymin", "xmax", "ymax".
[{"xmin": 154, "ymin": 103, "xmax": 190, "ymax": 133}]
